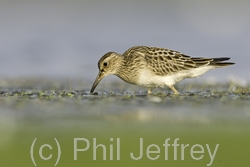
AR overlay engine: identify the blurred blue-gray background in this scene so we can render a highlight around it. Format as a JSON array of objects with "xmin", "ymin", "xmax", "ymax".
[{"xmin": 1, "ymin": 0, "xmax": 249, "ymax": 82}]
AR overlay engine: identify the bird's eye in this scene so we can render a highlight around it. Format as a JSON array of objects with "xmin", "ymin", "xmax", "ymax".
[{"xmin": 103, "ymin": 62, "xmax": 108, "ymax": 66}]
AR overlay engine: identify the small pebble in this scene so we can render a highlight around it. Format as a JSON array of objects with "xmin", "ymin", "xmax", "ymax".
[{"xmin": 92, "ymin": 92, "xmax": 98, "ymax": 95}]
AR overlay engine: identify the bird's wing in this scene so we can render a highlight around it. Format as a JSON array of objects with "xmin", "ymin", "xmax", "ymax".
[{"xmin": 126, "ymin": 46, "xmax": 213, "ymax": 76}]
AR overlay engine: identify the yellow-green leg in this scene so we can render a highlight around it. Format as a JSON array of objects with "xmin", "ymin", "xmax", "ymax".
[
  {"xmin": 147, "ymin": 88, "xmax": 152, "ymax": 94},
  {"xmin": 169, "ymin": 85, "xmax": 179, "ymax": 95}
]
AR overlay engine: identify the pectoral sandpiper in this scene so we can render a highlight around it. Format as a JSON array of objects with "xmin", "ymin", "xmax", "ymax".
[{"xmin": 90, "ymin": 46, "xmax": 234, "ymax": 94}]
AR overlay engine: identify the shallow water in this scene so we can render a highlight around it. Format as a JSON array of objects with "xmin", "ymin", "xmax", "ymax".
[{"xmin": 0, "ymin": 79, "xmax": 250, "ymax": 167}]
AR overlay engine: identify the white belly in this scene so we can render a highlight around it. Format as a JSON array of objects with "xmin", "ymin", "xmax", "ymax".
[{"xmin": 137, "ymin": 66, "xmax": 214, "ymax": 87}]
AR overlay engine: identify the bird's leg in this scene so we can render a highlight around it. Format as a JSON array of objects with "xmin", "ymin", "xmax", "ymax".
[
  {"xmin": 147, "ymin": 88, "xmax": 152, "ymax": 94},
  {"xmin": 169, "ymin": 85, "xmax": 179, "ymax": 95}
]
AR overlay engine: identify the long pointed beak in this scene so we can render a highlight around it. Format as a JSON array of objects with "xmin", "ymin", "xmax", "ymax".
[{"xmin": 90, "ymin": 71, "xmax": 105, "ymax": 93}]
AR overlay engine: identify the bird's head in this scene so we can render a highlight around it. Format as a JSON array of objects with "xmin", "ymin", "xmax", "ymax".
[{"xmin": 90, "ymin": 52, "xmax": 121, "ymax": 93}]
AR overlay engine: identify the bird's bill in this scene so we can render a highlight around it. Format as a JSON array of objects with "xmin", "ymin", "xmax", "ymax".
[{"xmin": 90, "ymin": 71, "xmax": 105, "ymax": 93}]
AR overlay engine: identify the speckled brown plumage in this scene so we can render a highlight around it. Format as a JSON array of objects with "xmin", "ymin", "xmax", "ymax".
[{"xmin": 90, "ymin": 46, "xmax": 234, "ymax": 94}]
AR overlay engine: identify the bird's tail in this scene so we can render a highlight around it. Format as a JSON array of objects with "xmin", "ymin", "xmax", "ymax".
[{"xmin": 209, "ymin": 57, "xmax": 235, "ymax": 67}]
